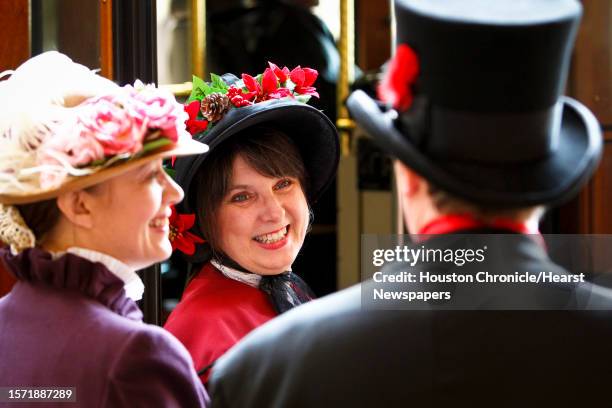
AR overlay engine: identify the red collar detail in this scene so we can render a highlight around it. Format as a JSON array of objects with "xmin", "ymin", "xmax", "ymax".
[{"xmin": 418, "ymin": 213, "xmax": 536, "ymax": 235}]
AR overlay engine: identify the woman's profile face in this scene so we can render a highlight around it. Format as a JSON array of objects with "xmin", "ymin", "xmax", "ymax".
[
  {"xmin": 85, "ymin": 159, "xmax": 183, "ymax": 269},
  {"xmin": 216, "ymin": 155, "xmax": 309, "ymax": 275}
]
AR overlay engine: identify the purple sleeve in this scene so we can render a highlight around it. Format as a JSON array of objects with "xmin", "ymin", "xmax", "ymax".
[{"xmin": 104, "ymin": 326, "xmax": 209, "ymax": 407}]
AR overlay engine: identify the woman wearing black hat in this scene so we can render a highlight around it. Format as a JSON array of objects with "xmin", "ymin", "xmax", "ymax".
[{"xmin": 163, "ymin": 63, "xmax": 339, "ymax": 383}]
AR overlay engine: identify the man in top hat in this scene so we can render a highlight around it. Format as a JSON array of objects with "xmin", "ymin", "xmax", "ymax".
[{"xmin": 207, "ymin": 0, "xmax": 612, "ymax": 406}]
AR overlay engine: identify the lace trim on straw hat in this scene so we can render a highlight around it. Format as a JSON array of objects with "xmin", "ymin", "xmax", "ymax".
[{"xmin": 0, "ymin": 204, "xmax": 35, "ymax": 254}]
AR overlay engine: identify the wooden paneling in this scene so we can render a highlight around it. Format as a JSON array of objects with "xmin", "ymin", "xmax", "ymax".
[
  {"xmin": 561, "ymin": 1, "xmax": 611, "ymax": 234},
  {"xmin": 592, "ymin": 138, "xmax": 612, "ymax": 233},
  {"xmin": 571, "ymin": 0, "xmax": 611, "ymax": 125},
  {"xmin": 0, "ymin": 0, "xmax": 29, "ymax": 72},
  {"xmin": 100, "ymin": 0, "xmax": 113, "ymax": 80},
  {"xmin": 356, "ymin": 0, "xmax": 391, "ymax": 71},
  {"xmin": 0, "ymin": 0, "xmax": 28, "ymax": 296},
  {"xmin": 57, "ymin": 0, "xmax": 100, "ymax": 69}
]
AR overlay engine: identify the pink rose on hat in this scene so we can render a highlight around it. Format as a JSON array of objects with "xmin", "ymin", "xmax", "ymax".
[
  {"xmin": 36, "ymin": 117, "xmax": 107, "ymax": 189},
  {"xmin": 80, "ymin": 95, "xmax": 144, "ymax": 156},
  {"xmin": 124, "ymin": 81, "xmax": 187, "ymax": 142}
]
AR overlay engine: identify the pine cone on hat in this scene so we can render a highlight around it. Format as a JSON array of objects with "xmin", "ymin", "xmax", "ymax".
[{"xmin": 200, "ymin": 93, "xmax": 231, "ymax": 122}]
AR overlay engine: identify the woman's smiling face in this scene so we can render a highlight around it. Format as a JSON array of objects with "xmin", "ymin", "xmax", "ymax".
[
  {"xmin": 216, "ymin": 155, "xmax": 309, "ymax": 275},
  {"xmin": 85, "ymin": 159, "xmax": 184, "ymax": 269}
]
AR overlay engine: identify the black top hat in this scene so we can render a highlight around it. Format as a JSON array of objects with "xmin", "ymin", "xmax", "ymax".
[
  {"xmin": 347, "ymin": 0, "xmax": 602, "ymax": 206},
  {"xmin": 174, "ymin": 97, "xmax": 339, "ymax": 214}
]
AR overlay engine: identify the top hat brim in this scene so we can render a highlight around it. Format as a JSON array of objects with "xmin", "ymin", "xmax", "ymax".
[
  {"xmin": 347, "ymin": 90, "xmax": 602, "ymax": 207},
  {"xmin": 0, "ymin": 137, "xmax": 208, "ymax": 205},
  {"xmin": 175, "ymin": 98, "xmax": 339, "ymax": 213}
]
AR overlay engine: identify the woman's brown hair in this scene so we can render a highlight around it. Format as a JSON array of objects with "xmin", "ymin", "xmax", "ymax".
[
  {"xmin": 193, "ymin": 127, "xmax": 308, "ymax": 254},
  {"xmin": 16, "ymin": 199, "xmax": 62, "ymax": 243}
]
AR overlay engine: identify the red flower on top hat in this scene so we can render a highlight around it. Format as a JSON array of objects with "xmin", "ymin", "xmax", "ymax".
[
  {"xmin": 377, "ymin": 44, "xmax": 419, "ymax": 111},
  {"xmin": 168, "ymin": 205, "xmax": 205, "ymax": 255}
]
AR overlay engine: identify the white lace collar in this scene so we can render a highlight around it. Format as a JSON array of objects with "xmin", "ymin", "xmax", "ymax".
[
  {"xmin": 211, "ymin": 259, "xmax": 262, "ymax": 288},
  {"xmin": 64, "ymin": 247, "xmax": 145, "ymax": 301}
]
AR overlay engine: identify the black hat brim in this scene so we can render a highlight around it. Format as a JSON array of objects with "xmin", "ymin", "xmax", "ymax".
[
  {"xmin": 347, "ymin": 90, "xmax": 602, "ymax": 206},
  {"xmin": 175, "ymin": 99, "xmax": 339, "ymax": 213}
]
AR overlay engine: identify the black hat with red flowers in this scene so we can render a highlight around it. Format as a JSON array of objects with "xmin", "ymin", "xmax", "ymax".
[
  {"xmin": 347, "ymin": 0, "xmax": 602, "ymax": 206},
  {"xmin": 174, "ymin": 63, "xmax": 339, "ymax": 211}
]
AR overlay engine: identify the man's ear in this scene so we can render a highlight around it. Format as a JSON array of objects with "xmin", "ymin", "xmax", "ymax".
[
  {"xmin": 393, "ymin": 160, "xmax": 424, "ymax": 199},
  {"xmin": 55, "ymin": 191, "xmax": 95, "ymax": 229}
]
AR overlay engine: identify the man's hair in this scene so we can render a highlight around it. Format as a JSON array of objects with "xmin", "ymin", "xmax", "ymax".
[{"xmin": 427, "ymin": 183, "xmax": 544, "ymax": 222}]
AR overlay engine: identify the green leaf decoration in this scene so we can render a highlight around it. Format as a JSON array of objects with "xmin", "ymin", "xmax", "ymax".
[
  {"xmin": 187, "ymin": 75, "xmax": 207, "ymax": 102},
  {"xmin": 142, "ymin": 137, "xmax": 172, "ymax": 153},
  {"xmin": 210, "ymin": 73, "xmax": 229, "ymax": 91},
  {"xmin": 209, "ymin": 87, "xmax": 228, "ymax": 95},
  {"xmin": 199, "ymin": 82, "xmax": 227, "ymax": 97}
]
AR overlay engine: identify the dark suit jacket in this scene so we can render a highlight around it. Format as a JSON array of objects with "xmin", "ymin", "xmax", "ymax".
[{"xmin": 209, "ymin": 233, "xmax": 612, "ymax": 407}]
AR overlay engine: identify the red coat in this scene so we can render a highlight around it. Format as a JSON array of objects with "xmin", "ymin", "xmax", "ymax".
[{"xmin": 164, "ymin": 262, "xmax": 277, "ymax": 383}]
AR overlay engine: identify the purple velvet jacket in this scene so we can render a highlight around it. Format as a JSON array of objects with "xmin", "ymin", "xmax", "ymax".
[{"xmin": 0, "ymin": 247, "xmax": 209, "ymax": 407}]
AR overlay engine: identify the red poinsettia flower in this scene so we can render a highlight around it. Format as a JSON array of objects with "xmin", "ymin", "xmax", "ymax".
[
  {"xmin": 268, "ymin": 62, "xmax": 290, "ymax": 83},
  {"xmin": 168, "ymin": 205, "xmax": 205, "ymax": 255},
  {"xmin": 184, "ymin": 100, "xmax": 209, "ymax": 135},
  {"xmin": 377, "ymin": 44, "xmax": 419, "ymax": 111},
  {"xmin": 242, "ymin": 68, "xmax": 293, "ymax": 102},
  {"xmin": 241, "ymin": 72, "xmax": 264, "ymax": 102},
  {"xmin": 267, "ymin": 87, "xmax": 293, "ymax": 99},
  {"xmin": 290, "ymin": 66, "xmax": 319, "ymax": 98}
]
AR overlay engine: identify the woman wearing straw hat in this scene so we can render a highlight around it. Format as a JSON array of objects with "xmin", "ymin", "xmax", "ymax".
[
  {"xmin": 163, "ymin": 63, "xmax": 338, "ymax": 383},
  {"xmin": 0, "ymin": 52, "xmax": 209, "ymax": 406}
]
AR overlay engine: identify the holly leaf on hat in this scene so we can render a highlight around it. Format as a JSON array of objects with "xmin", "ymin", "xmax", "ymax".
[
  {"xmin": 210, "ymin": 73, "xmax": 229, "ymax": 91},
  {"xmin": 187, "ymin": 75, "xmax": 207, "ymax": 102},
  {"xmin": 188, "ymin": 74, "xmax": 227, "ymax": 102}
]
